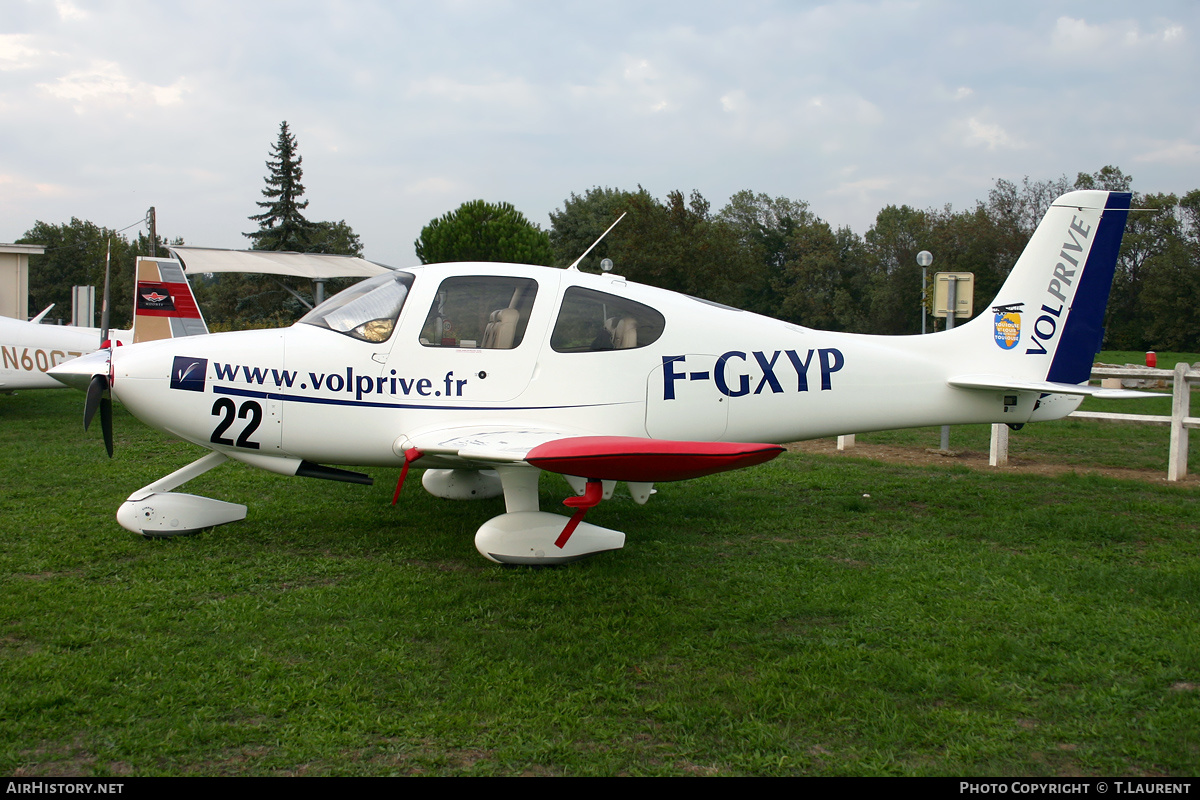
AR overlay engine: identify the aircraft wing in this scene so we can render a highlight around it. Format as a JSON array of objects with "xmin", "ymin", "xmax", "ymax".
[
  {"xmin": 948, "ymin": 374, "xmax": 1159, "ymax": 400},
  {"xmin": 401, "ymin": 426, "xmax": 784, "ymax": 481},
  {"xmin": 401, "ymin": 426, "xmax": 572, "ymax": 464},
  {"xmin": 169, "ymin": 247, "xmax": 392, "ymax": 279}
]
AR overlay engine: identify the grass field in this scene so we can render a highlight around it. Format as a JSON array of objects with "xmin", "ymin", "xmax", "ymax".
[{"xmin": 3, "ymin": 377, "xmax": 1200, "ymax": 776}]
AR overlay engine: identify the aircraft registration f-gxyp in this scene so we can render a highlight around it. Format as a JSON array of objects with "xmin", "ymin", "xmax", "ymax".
[{"xmin": 52, "ymin": 191, "xmax": 1146, "ymax": 564}]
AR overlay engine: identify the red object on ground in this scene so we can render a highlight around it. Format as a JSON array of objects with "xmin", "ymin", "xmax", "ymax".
[
  {"xmin": 525, "ymin": 437, "xmax": 785, "ymax": 482},
  {"xmin": 1147, "ymin": 351, "xmax": 1157, "ymax": 368}
]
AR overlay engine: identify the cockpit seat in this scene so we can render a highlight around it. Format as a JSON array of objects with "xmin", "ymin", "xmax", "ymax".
[
  {"xmin": 609, "ymin": 316, "xmax": 638, "ymax": 349},
  {"xmin": 483, "ymin": 308, "xmax": 521, "ymax": 349}
]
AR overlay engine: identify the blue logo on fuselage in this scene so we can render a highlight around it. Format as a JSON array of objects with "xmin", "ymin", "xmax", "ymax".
[{"xmin": 171, "ymin": 356, "xmax": 208, "ymax": 392}]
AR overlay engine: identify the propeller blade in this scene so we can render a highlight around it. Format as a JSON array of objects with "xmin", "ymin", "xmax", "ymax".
[
  {"xmin": 83, "ymin": 373, "xmax": 114, "ymax": 458},
  {"xmin": 100, "ymin": 395, "xmax": 114, "ymax": 458},
  {"xmin": 84, "ymin": 374, "xmax": 107, "ymax": 431},
  {"xmin": 52, "ymin": 350, "xmax": 115, "ymax": 458}
]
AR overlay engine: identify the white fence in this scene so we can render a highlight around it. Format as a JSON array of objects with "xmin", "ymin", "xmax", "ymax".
[{"xmin": 988, "ymin": 362, "xmax": 1200, "ymax": 480}]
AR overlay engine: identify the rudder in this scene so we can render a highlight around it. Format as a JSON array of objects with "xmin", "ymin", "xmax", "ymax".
[{"xmin": 1045, "ymin": 192, "xmax": 1130, "ymax": 383}]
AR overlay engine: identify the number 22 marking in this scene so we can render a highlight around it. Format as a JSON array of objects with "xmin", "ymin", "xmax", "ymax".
[{"xmin": 210, "ymin": 398, "xmax": 262, "ymax": 449}]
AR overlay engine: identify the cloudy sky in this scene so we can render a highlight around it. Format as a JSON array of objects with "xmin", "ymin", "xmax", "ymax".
[{"xmin": 1, "ymin": 1, "xmax": 1197, "ymax": 266}]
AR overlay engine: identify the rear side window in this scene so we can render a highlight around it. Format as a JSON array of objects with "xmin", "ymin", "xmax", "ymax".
[{"xmin": 551, "ymin": 287, "xmax": 665, "ymax": 352}]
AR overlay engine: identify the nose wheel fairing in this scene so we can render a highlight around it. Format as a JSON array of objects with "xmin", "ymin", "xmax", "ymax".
[
  {"xmin": 118, "ymin": 492, "xmax": 247, "ymax": 537},
  {"xmin": 115, "ymin": 452, "xmax": 247, "ymax": 537}
]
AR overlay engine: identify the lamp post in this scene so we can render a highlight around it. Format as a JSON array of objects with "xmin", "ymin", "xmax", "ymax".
[{"xmin": 917, "ymin": 250, "xmax": 933, "ymax": 335}]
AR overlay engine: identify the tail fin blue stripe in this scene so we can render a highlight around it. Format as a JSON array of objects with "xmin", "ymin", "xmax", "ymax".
[{"xmin": 1045, "ymin": 192, "xmax": 1131, "ymax": 385}]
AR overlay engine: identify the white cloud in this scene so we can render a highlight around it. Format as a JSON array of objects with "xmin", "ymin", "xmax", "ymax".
[
  {"xmin": 37, "ymin": 61, "xmax": 187, "ymax": 112},
  {"xmin": 623, "ymin": 58, "xmax": 656, "ymax": 82},
  {"xmin": 720, "ymin": 89, "xmax": 746, "ymax": 113},
  {"xmin": 620, "ymin": 55, "xmax": 678, "ymax": 113},
  {"xmin": 0, "ymin": 172, "xmax": 71, "ymax": 199},
  {"xmin": 963, "ymin": 116, "xmax": 1022, "ymax": 151},
  {"xmin": 1134, "ymin": 140, "xmax": 1200, "ymax": 165},
  {"xmin": 0, "ymin": 35, "xmax": 43, "ymax": 71},
  {"xmin": 1051, "ymin": 15, "xmax": 1187, "ymax": 52},
  {"xmin": 54, "ymin": 1, "xmax": 88, "ymax": 21},
  {"xmin": 565, "ymin": 53, "xmax": 690, "ymax": 116}
]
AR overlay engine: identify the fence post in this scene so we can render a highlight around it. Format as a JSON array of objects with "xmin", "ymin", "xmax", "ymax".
[
  {"xmin": 989, "ymin": 423, "xmax": 1009, "ymax": 466},
  {"xmin": 1169, "ymin": 362, "xmax": 1190, "ymax": 481}
]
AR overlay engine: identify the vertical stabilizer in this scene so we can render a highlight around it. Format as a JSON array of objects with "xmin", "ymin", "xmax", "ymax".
[
  {"xmin": 132, "ymin": 257, "xmax": 208, "ymax": 343},
  {"xmin": 955, "ymin": 190, "xmax": 1131, "ymax": 385}
]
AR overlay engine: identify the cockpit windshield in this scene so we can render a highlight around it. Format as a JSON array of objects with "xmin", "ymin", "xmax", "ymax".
[{"xmin": 299, "ymin": 271, "xmax": 415, "ymax": 343}]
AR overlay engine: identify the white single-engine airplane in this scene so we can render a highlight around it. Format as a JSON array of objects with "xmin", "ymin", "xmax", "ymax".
[
  {"xmin": 0, "ymin": 306, "xmax": 104, "ymax": 392},
  {"xmin": 53, "ymin": 191, "xmax": 1145, "ymax": 563},
  {"xmin": 2, "ymin": 258, "xmax": 206, "ymax": 394}
]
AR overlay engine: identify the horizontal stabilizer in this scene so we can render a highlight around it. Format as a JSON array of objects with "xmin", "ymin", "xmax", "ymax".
[
  {"xmin": 948, "ymin": 374, "xmax": 1159, "ymax": 399},
  {"xmin": 525, "ymin": 437, "xmax": 784, "ymax": 482}
]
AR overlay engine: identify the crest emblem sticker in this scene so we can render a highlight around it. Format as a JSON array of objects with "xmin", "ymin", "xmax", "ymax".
[
  {"xmin": 137, "ymin": 282, "xmax": 176, "ymax": 311},
  {"xmin": 992, "ymin": 303, "xmax": 1023, "ymax": 350}
]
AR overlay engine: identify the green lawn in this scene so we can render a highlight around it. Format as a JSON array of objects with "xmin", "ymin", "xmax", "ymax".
[
  {"xmin": 2, "ymin": 388, "xmax": 1199, "ymax": 776},
  {"xmin": 1096, "ymin": 351, "xmax": 1198, "ymax": 371},
  {"xmin": 853, "ymin": 351, "xmax": 1200, "ymax": 474}
]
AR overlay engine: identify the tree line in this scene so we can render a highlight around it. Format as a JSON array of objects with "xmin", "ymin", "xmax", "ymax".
[
  {"xmin": 532, "ymin": 168, "xmax": 1200, "ymax": 351},
  {"xmin": 15, "ymin": 119, "xmax": 1200, "ymax": 351}
]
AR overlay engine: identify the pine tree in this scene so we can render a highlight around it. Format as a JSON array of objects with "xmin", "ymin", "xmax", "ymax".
[
  {"xmin": 415, "ymin": 200, "xmax": 554, "ymax": 265},
  {"xmin": 245, "ymin": 121, "xmax": 313, "ymax": 251}
]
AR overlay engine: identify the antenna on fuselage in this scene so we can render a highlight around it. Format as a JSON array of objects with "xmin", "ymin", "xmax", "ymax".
[{"xmin": 567, "ymin": 212, "xmax": 626, "ymax": 271}]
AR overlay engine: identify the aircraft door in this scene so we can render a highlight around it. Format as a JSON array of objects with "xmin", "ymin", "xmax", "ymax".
[
  {"xmin": 388, "ymin": 273, "xmax": 555, "ymax": 404},
  {"xmin": 645, "ymin": 354, "xmax": 730, "ymax": 440}
]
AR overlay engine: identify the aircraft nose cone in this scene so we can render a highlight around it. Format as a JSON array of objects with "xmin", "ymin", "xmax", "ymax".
[{"xmin": 48, "ymin": 349, "xmax": 110, "ymax": 391}]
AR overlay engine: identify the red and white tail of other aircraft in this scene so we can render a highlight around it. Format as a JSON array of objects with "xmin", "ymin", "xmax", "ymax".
[{"xmin": 2, "ymin": 257, "xmax": 207, "ymax": 392}]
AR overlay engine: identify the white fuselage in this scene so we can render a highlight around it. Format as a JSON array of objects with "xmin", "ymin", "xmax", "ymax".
[{"xmin": 105, "ymin": 262, "xmax": 1045, "ymax": 468}]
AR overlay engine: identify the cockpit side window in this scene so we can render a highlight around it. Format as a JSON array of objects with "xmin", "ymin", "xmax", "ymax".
[
  {"xmin": 419, "ymin": 276, "xmax": 538, "ymax": 349},
  {"xmin": 299, "ymin": 271, "xmax": 415, "ymax": 343},
  {"xmin": 550, "ymin": 286, "xmax": 665, "ymax": 352}
]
